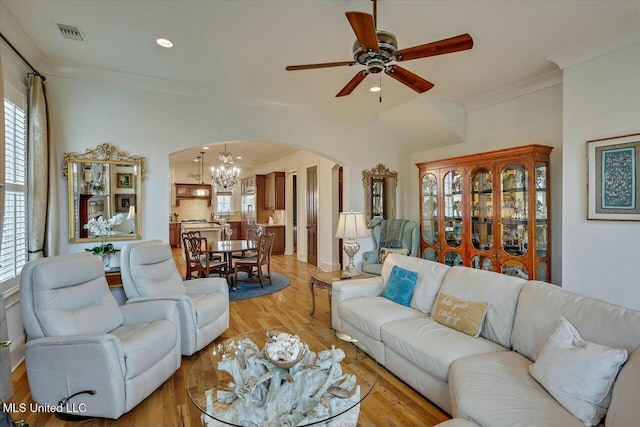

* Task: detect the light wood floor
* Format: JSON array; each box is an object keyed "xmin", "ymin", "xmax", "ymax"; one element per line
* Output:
[{"xmin": 9, "ymin": 251, "xmax": 449, "ymax": 426}]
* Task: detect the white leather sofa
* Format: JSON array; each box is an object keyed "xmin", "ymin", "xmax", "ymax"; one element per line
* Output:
[{"xmin": 332, "ymin": 254, "xmax": 640, "ymax": 427}]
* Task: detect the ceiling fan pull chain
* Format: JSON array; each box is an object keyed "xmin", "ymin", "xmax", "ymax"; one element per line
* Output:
[{"xmin": 379, "ymin": 73, "xmax": 382, "ymax": 103}]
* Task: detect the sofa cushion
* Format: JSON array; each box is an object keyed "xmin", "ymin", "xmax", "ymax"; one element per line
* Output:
[
  {"xmin": 449, "ymin": 351, "xmax": 584, "ymax": 427},
  {"xmin": 437, "ymin": 266, "xmax": 525, "ymax": 348},
  {"xmin": 339, "ymin": 297, "xmax": 423, "ymax": 341},
  {"xmin": 111, "ymin": 319, "xmax": 177, "ymax": 379},
  {"xmin": 607, "ymin": 349, "xmax": 640, "ymax": 427},
  {"xmin": 381, "ymin": 254, "xmax": 450, "ymax": 315},
  {"xmin": 512, "ymin": 281, "xmax": 640, "ymax": 362},
  {"xmin": 431, "ymin": 292, "xmax": 489, "ymax": 338},
  {"xmin": 381, "ymin": 317, "xmax": 505, "ymax": 382},
  {"xmin": 529, "ymin": 317, "xmax": 627, "ymax": 427},
  {"xmin": 382, "ymin": 266, "xmax": 418, "ymax": 306}
]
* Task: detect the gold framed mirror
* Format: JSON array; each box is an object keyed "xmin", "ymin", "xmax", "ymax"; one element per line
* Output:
[
  {"xmin": 362, "ymin": 163, "xmax": 398, "ymax": 227},
  {"xmin": 63, "ymin": 143, "xmax": 146, "ymax": 243}
]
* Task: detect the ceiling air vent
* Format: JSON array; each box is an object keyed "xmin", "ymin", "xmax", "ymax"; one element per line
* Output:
[{"xmin": 56, "ymin": 23, "xmax": 85, "ymax": 41}]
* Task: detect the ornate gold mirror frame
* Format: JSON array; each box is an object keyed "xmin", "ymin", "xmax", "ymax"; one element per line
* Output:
[
  {"xmin": 362, "ymin": 163, "xmax": 398, "ymax": 227},
  {"xmin": 63, "ymin": 143, "xmax": 146, "ymax": 243}
]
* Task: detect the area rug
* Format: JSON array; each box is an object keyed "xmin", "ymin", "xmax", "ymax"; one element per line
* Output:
[{"xmin": 230, "ymin": 271, "xmax": 291, "ymax": 301}]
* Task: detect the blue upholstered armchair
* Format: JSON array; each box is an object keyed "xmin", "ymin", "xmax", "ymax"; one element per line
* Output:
[{"xmin": 362, "ymin": 219, "xmax": 419, "ymax": 275}]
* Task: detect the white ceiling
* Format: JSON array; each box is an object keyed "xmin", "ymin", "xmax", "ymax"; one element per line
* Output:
[
  {"xmin": 4, "ymin": 0, "xmax": 640, "ymax": 158},
  {"xmin": 169, "ymin": 141, "xmax": 299, "ymax": 172}
]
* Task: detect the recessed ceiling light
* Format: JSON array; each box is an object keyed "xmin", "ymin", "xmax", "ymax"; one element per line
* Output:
[
  {"xmin": 202, "ymin": 146, "xmax": 209, "ymax": 150},
  {"xmin": 369, "ymin": 86, "xmax": 381, "ymax": 92},
  {"xmin": 193, "ymin": 158, "xmax": 199, "ymax": 162},
  {"xmin": 156, "ymin": 38, "xmax": 173, "ymax": 48},
  {"xmin": 236, "ymin": 156, "xmax": 242, "ymax": 160}
]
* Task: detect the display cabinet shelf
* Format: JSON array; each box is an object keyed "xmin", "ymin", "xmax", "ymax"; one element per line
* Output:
[{"xmin": 417, "ymin": 144, "xmax": 552, "ymax": 281}]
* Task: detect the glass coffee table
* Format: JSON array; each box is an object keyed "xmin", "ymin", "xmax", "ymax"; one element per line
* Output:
[{"xmin": 187, "ymin": 326, "xmax": 377, "ymax": 427}]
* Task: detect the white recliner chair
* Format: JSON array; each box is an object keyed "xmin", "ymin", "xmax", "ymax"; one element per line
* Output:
[
  {"xmin": 20, "ymin": 253, "xmax": 181, "ymax": 419},
  {"xmin": 120, "ymin": 240, "xmax": 229, "ymax": 356}
]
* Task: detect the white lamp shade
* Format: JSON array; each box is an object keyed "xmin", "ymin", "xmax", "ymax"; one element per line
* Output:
[
  {"xmin": 335, "ymin": 211, "xmax": 369, "ymax": 239},
  {"xmin": 127, "ymin": 205, "xmax": 136, "ymax": 220}
]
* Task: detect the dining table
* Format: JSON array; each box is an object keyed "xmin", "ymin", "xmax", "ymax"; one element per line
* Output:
[{"xmin": 207, "ymin": 239, "xmax": 256, "ymax": 280}]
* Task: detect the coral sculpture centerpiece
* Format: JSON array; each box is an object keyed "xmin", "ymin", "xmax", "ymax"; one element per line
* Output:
[{"xmin": 203, "ymin": 331, "xmax": 361, "ymax": 427}]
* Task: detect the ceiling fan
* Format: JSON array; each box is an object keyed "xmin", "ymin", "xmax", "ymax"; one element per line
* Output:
[{"xmin": 285, "ymin": 0, "xmax": 473, "ymax": 97}]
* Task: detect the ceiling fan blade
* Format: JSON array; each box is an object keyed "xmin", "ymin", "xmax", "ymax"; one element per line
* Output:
[
  {"xmin": 385, "ymin": 65, "xmax": 434, "ymax": 93},
  {"xmin": 336, "ymin": 71, "xmax": 369, "ymax": 97},
  {"xmin": 394, "ymin": 33, "xmax": 473, "ymax": 62},
  {"xmin": 346, "ymin": 11, "xmax": 379, "ymax": 52},
  {"xmin": 286, "ymin": 61, "xmax": 356, "ymax": 71}
]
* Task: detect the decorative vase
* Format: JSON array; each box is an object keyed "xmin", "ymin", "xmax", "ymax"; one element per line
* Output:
[{"xmin": 102, "ymin": 253, "xmax": 111, "ymax": 270}]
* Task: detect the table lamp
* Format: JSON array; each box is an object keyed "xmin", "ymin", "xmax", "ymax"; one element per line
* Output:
[{"xmin": 335, "ymin": 211, "xmax": 369, "ymax": 277}]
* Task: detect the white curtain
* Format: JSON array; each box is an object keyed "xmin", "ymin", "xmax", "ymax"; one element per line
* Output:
[
  {"xmin": 0, "ymin": 47, "xmax": 14, "ymax": 401},
  {"xmin": 27, "ymin": 75, "xmax": 58, "ymax": 259}
]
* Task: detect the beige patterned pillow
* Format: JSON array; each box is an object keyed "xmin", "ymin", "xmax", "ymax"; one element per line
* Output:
[
  {"xmin": 378, "ymin": 247, "xmax": 408, "ymax": 264},
  {"xmin": 431, "ymin": 292, "xmax": 490, "ymax": 337}
]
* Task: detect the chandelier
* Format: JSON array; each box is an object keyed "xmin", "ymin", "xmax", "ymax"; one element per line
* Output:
[{"xmin": 211, "ymin": 144, "xmax": 240, "ymax": 190}]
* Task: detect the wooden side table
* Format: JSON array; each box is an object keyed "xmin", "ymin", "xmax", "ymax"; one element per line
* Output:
[
  {"xmin": 105, "ymin": 267, "xmax": 123, "ymax": 288},
  {"xmin": 309, "ymin": 271, "xmax": 373, "ymax": 324}
]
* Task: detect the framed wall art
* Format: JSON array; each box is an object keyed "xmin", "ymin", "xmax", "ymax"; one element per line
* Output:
[
  {"xmin": 117, "ymin": 173, "xmax": 133, "ymax": 188},
  {"xmin": 587, "ymin": 132, "xmax": 640, "ymax": 220},
  {"xmin": 115, "ymin": 194, "xmax": 136, "ymax": 213}
]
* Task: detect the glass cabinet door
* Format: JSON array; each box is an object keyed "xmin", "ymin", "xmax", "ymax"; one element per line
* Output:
[
  {"xmin": 472, "ymin": 254, "xmax": 494, "ymax": 271},
  {"xmin": 444, "ymin": 170, "xmax": 463, "ymax": 248},
  {"xmin": 535, "ymin": 162, "xmax": 549, "ymax": 281},
  {"xmin": 421, "ymin": 173, "xmax": 438, "ymax": 245},
  {"xmin": 501, "ymin": 165, "xmax": 528, "ymax": 257},
  {"xmin": 470, "ymin": 168, "xmax": 493, "ymax": 251}
]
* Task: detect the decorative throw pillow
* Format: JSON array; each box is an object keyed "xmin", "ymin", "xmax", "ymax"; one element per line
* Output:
[
  {"xmin": 431, "ymin": 292, "xmax": 489, "ymax": 337},
  {"xmin": 381, "ymin": 265, "xmax": 418, "ymax": 306},
  {"xmin": 529, "ymin": 317, "xmax": 628, "ymax": 427},
  {"xmin": 378, "ymin": 247, "xmax": 408, "ymax": 264}
]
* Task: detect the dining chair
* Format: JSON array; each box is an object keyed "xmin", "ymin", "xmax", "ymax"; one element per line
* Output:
[
  {"xmin": 121, "ymin": 240, "xmax": 229, "ymax": 356},
  {"xmin": 232, "ymin": 223, "xmax": 263, "ymax": 260},
  {"xmin": 183, "ymin": 235, "xmax": 229, "ymax": 282},
  {"xmin": 233, "ymin": 232, "xmax": 275, "ymax": 288},
  {"xmin": 182, "ymin": 230, "xmax": 221, "ymax": 262},
  {"xmin": 20, "ymin": 253, "xmax": 181, "ymax": 419}
]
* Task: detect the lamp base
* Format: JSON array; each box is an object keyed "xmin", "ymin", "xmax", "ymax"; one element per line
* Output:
[{"xmin": 343, "ymin": 239, "xmax": 360, "ymax": 277}]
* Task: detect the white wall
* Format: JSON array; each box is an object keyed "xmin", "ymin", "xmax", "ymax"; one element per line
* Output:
[
  {"xmin": 410, "ymin": 85, "xmax": 564, "ymax": 284},
  {"xmin": 250, "ymin": 150, "xmax": 372, "ymax": 271},
  {"xmin": 46, "ymin": 76, "xmax": 402, "ymax": 262},
  {"xmin": 562, "ymin": 43, "xmax": 640, "ymax": 310}
]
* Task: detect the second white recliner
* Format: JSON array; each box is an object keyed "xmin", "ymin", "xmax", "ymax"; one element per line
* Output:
[{"xmin": 120, "ymin": 240, "xmax": 229, "ymax": 356}]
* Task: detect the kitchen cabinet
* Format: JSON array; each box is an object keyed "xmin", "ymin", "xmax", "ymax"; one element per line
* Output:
[
  {"xmin": 267, "ymin": 225, "xmax": 285, "ymax": 255},
  {"xmin": 265, "ymin": 172, "xmax": 285, "ymax": 210},
  {"xmin": 417, "ymin": 144, "xmax": 552, "ymax": 281},
  {"xmin": 228, "ymin": 221, "xmax": 241, "ymax": 240},
  {"xmin": 169, "ymin": 223, "xmax": 181, "ymax": 247},
  {"xmin": 175, "ymin": 183, "xmax": 212, "ymax": 206}
]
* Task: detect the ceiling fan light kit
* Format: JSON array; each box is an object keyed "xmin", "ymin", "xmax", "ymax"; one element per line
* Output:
[{"xmin": 285, "ymin": 0, "xmax": 473, "ymax": 98}]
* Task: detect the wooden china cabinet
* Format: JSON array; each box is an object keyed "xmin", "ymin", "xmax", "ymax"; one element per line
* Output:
[{"xmin": 417, "ymin": 145, "xmax": 552, "ymax": 281}]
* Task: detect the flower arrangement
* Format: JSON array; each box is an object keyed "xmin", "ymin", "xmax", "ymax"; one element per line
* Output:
[{"xmin": 83, "ymin": 214, "xmax": 124, "ymax": 256}]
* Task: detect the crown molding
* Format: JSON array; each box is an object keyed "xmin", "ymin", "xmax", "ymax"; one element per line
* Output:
[
  {"xmin": 547, "ymin": 31, "xmax": 640, "ymax": 70},
  {"xmin": 463, "ymin": 70, "xmax": 563, "ymax": 112}
]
